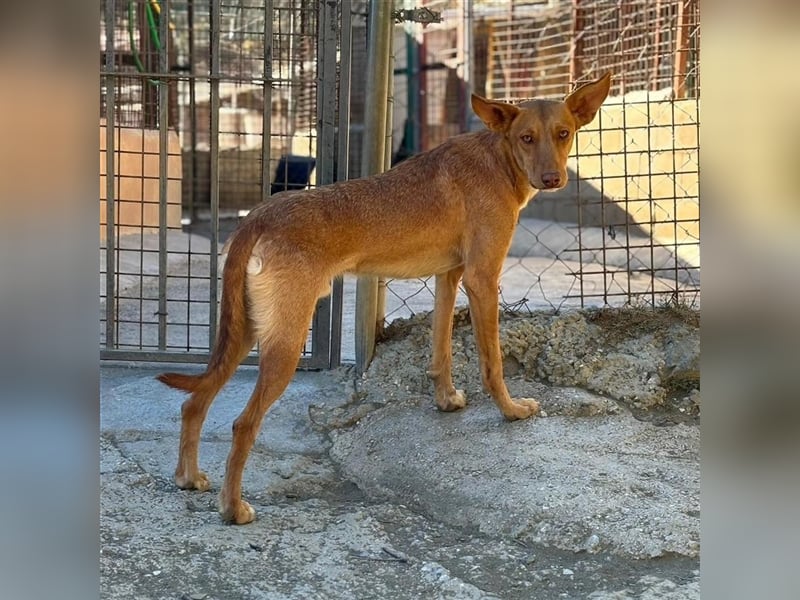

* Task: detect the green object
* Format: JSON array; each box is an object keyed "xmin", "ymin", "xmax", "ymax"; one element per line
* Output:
[
  {"xmin": 145, "ymin": 1, "xmax": 162, "ymax": 52},
  {"xmin": 127, "ymin": 0, "xmax": 161, "ymax": 86}
]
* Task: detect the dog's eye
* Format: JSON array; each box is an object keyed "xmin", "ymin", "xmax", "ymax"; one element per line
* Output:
[
  {"xmin": 521, "ymin": 134, "xmax": 533, "ymax": 144},
  {"xmin": 559, "ymin": 129, "xmax": 570, "ymax": 140}
]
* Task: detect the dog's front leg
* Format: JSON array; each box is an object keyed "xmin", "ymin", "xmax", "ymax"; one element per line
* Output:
[
  {"xmin": 463, "ymin": 267, "xmax": 540, "ymax": 421},
  {"xmin": 428, "ymin": 266, "xmax": 467, "ymax": 411}
]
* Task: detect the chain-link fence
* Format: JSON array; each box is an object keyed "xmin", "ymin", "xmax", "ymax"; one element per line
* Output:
[{"xmin": 383, "ymin": 0, "xmax": 700, "ymax": 324}]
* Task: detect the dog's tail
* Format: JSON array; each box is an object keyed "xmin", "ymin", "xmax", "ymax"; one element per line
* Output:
[{"xmin": 157, "ymin": 223, "xmax": 258, "ymax": 394}]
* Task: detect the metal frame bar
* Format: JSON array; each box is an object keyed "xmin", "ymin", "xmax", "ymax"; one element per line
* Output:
[
  {"xmin": 157, "ymin": 0, "xmax": 170, "ymax": 349},
  {"xmin": 355, "ymin": 0, "xmax": 393, "ymax": 374},
  {"xmin": 404, "ymin": 0, "xmax": 420, "ymax": 156},
  {"xmin": 330, "ymin": 0, "xmax": 352, "ymax": 368},
  {"xmin": 208, "ymin": 0, "xmax": 221, "ymax": 344},
  {"xmin": 187, "ymin": 0, "xmax": 197, "ymax": 220},
  {"xmin": 307, "ymin": 0, "xmax": 339, "ymax": 369},
  {"xmin": 374, "ymin": 23, "xmax": 395, "ymax": 340},
  {"xmin": 261, "ymin": 0, "xmax": 274, "ymax": 201},
  {"xmin": 104, "ymin": 0, "xmax": 117, "ymax": 349},
  {"xmin": 101, "ymin": 348, "xmax": 261, "ymax": 365},
  {"xmin": 673, "ymin": 0, "xmax": 690, "ymax": 99}
]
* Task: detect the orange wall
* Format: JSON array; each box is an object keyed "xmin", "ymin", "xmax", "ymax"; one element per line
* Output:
[{"xmin": 100, "ymin": 119, "xmax": 182, "ymax": 240}]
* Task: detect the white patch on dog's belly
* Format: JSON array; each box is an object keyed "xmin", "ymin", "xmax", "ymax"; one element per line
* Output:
[{"xmin": 350, "ymin": 253, "xmax": 462, "ymax": 279}]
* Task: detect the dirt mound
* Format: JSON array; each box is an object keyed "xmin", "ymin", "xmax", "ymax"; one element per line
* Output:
[{"xmin": 367, "ymin": 307, "xmax": 699, "ymax": 423}]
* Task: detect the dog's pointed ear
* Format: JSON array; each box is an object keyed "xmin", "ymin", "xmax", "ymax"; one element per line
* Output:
[
  {"xmin": 471, "ymin": 94, "xmax": 520, "ymax": 133},
  {"xmin": 565, "ymin": 72, "xmax": 612, "ymax": 128}
]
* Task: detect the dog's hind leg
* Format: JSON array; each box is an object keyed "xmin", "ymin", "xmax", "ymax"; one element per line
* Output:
[
  {"xmin": 428, "ymin": 266, "xmax": 467, "ymax": 412},
  {"xmin": 217, "ymin": 276, "xmax": 319, "ymax": 524},
  {"xmin": 217, "ymin": 339, "xmax": 302, "ymax": 524},
  {"xmin": 175, "ymin": 327, "xmax": 256, "ymax": 491}
]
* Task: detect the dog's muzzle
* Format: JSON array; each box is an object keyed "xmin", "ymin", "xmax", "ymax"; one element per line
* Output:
[{"xmin": 540, "ymin": 171, "xmax": 562, "ymax": 189}]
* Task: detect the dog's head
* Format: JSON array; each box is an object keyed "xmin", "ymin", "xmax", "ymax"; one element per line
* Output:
[{"xmin": 471, "ymin": 73, "xmax": 611, "ymax": 192}]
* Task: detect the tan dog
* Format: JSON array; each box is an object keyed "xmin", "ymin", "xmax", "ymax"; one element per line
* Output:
[{"xmin": 159, "ymin": 73, "xmax": 612, "ymax": 524}]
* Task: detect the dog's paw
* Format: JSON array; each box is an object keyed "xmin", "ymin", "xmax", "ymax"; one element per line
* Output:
[
  {"xmin": 175, "ymin": 470, "xmax": 211, "ymax": 492},
  {"xmin": 437, "ymin": 389, "xmax": 467, "ymax": 412},
  {"xmin": 219, "ymin": 499, "xmax": 257, "ymax": 525},
  {"xmin": 502, "ymin": 398, "xmax": 540, "ymax": 421}
]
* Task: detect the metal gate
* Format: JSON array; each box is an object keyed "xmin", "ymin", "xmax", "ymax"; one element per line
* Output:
[{"xmin": 100, "ymin": 0, "xmax": 351, "ymax": 368}]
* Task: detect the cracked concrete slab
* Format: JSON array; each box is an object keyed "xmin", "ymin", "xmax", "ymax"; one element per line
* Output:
[
  {"xmin": 101, "ymin": 307, "xmax": 699, "ymax": 598},
  {"xmin": 330, "ymin": 400, "xmax": 699, "ymax": 559}
]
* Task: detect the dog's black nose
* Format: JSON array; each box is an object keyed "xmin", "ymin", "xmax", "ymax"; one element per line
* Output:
[{"xmin": 541, "ymin": 172, "xmax": 561, "ymax": 188}]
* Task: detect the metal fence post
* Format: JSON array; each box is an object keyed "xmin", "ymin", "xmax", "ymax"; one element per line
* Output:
[
  {"xmin": 375, "ymin": 19, "xmax": 395, "ymax": 342},
  {"xmin": 157, "ymin": 0, "xmax": 170, "ymax": 350},
  {"xmin": 312, "ymin": 0, "xmax": 338, "ymax": 367},
  {"xmin": 330, "ymin": 0, "xmax": 353, "ymax": 368},
  {"xmin": 208, "ymin": 0, "xmax": 221, "ymax": 345},
  {"xmin": 355, "ymin": 0, "xmax": 393, "ymax": 374},
  {"xmin": 104, "ymin": 0, "xmax": 117, "ymax": 350},
  {"xmin": 459, "ymin": 0, "xmax": 474, "ymax": 131}
]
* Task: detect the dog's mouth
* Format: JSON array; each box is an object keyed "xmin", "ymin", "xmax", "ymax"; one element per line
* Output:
[{"xmin": 531, "ymin": 181, "xmax": 567, "ymax": 192}]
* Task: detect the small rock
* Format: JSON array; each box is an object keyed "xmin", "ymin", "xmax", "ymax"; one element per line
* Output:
[
  {"xmin": 562, "ymin": 568, "xmax": 574, "ymax": 576},
  {"xmin": 585, "ymin": 534, "xmax": 601, "ymax": 552}
]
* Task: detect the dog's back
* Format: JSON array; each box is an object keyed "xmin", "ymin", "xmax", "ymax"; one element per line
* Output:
[{"xmin": 237, "ymin": 128, "xmax": 532, "ymax": 279}]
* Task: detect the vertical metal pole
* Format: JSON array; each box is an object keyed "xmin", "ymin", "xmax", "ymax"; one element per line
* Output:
[
  {"xmin": 673, "ymin": 0, "xmax": 690, "ymax": 99},
  {"xmin": 139, "ymin": 0, "xmax": 157, "ymax": 128},
  {"xmin": 104, "ymin": 0, "xmax": 117, "ymax": 350},
  {"xmin": 375, "ymin": 28, "xmax": 394, "ymax": 340},
  {"xmin": 384, "ymin": 30, "xmax": 395, "ymax": 172},
  {"xmin": 418, "ymin": 32, "xmax": 428, "ymax": 151},
  {"xmin": 330, "ymin": 0, "xmax": 353, "ymax": 368},
  {"xmin": 261, "ymin": 1, "xmax": 273, "ymax": 200},
  {"xmin": 336, "ymin": 0, "xmax": 352, "ymax": 185},
  {"xmin": 569, "ymin": 0, "xmax": 583, "ymax": 84},
  {"xmin": 317, "ymin": 0, "xmax": 337, "ymax": 188},
  {"xmin": 188, "ymin": 0, "xmax": 197, "ymax": 220},
  {"xmin": 208, "ymin": 0, "xmax": 221, "ymax": 344},
  {"xmin": 157, "ymin": 0, "xmax": 170, "ymax": 350},
  {"xmin": 287, "ymin": 11, "xmax": 295, "ymax": 136},
  {"xmin": 404, "ymin": 0, "xmax": 418, "ymax": 154},
  {"xmin": 572, "ymin": 0, "xmax": 586, "ymax": 308},
  {"xmin": 355, "ymin": 0, "xmax": 392, "ymax": 373},
  {"xmin": 361, "ymin": 1, "xmax": 391, "ymax": 172},
  {"xmin": 462, "ymin": 0, "xmax": 474, "ymax": 131},
  {"xmin": 650, "ymin": 0, "xmax": 663, "ymax": 89},
  {"xmin": 312, "ymin": 0, "xmax": 338, "ymax": 367}
]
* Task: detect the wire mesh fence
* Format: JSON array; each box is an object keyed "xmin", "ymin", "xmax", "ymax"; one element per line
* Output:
[
  {"xmin": 99, "ymin": 0, "xmax": 700, "ymax": 367},
  {"xmin": 382, "ymin": 0, "xmax": 700, "ymax": 325},
  {"xmin": 100, "ymin": 0, "xmax": 344, "ymax": 366}
]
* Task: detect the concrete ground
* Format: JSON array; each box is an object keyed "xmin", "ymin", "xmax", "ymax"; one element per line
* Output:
[{"xmin": 101, "ymin": 360, "xmax": 698, "ymax": 599}]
